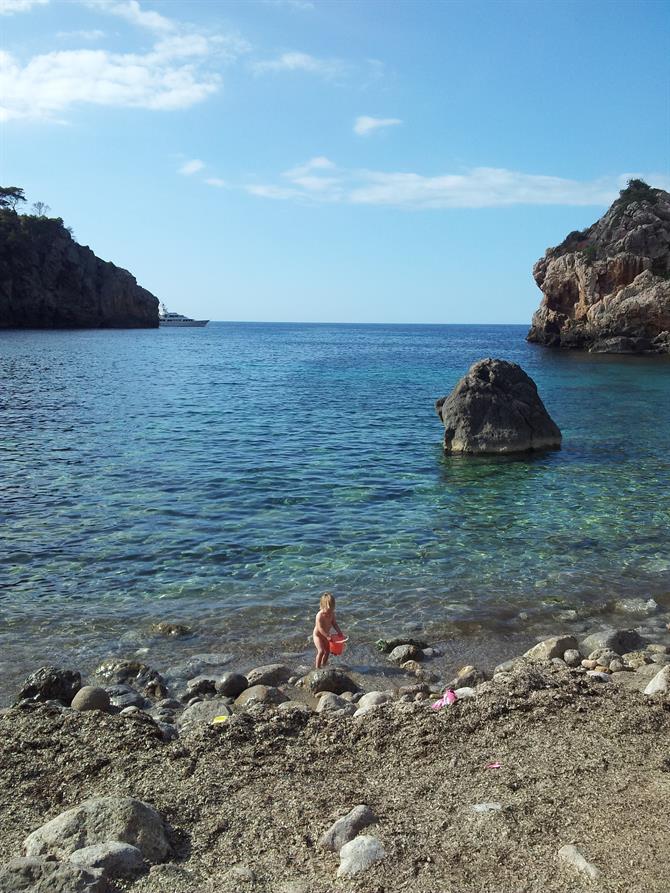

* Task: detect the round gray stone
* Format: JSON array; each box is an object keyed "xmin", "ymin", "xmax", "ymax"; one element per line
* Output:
[{"xmin": 71, "ymin": 686, "xmax": 111, "ymax": 713}]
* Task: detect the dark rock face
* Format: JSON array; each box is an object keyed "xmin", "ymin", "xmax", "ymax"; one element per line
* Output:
[
  {"xmin": 527, "ymin": 182, "xmax": 670, "ymax": 353},
  {"xmin": 15, "ymin": 666, "xmax": 81, "ymax": 706},
  {"xmin": 0, "ymin": 211, "xmax": 158, "ymax": 328},
  {"xmin": 435, "ymin": 358, "xmax": 561, "ymax": 454}
]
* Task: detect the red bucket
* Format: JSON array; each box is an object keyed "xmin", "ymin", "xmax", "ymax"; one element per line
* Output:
[{"xmin": 329, "ymin": 634, "xmax": 348, "ymax": 656}]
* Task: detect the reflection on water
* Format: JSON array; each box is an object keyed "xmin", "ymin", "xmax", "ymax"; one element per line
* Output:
[{"xmin": 1, "ymin": 323, "xmax": 669, "ymax": 701}]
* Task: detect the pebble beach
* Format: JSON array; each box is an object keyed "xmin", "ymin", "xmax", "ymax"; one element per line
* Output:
[{"xmin": 2, "ymin": 600, "xmax": 670, "ymax": 893}]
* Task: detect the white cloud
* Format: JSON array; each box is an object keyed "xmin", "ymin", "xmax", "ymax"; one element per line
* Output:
[
  {"xmin": 252, "ymin": 51, "xmax": 346, "ymax": 79},
  {"xmin": 205, "ymin": 177, "xmax": 227, "ymax": 188},
  {"xmin": 247, "ymin": 184, "xmax": 301, "ymax": 200},
  {"xmin": 82, "ymin": 0, "xmax": 174, "ymax": 34},
  {"xmin": 179, "ymin": 159, "xmax": 205, "ymax": 176},
  {"xmin": 261, "ymin": 0, "xmax": 315, "ymax": 9},
  {"xmin": 246, "ymin": 163, "xmax": 670, "ymax": 210},
  {"xmin": 0, "ymin": 0, "xmax": 48, "ymax": 12},
  {"xmin": 0, "ymin": 46, "xmax": 221, "ymax": 121},
  {"xmin": 0, "ymin": 0, "xmax": 251, "ymax": 122},
  {"xmin": 57, "ymin": 29, "xmax": 106, "ymax": 40},
  {"xmin": 354, "ymin": 115, "xmax": 402, "ymax": 136}
]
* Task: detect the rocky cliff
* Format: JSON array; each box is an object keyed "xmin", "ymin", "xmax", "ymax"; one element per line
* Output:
[
  {"xmin": 527, "ymin": 181, "xmax": 670, "ymax": 353},
  {"xmin": 0, "ymin": 211, "xmax": 159, "ymax": 328}
]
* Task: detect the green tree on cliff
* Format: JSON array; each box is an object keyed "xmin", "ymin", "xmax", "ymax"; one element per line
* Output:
[{"xmin": 0, "ymin": 187, "xmax": 26, "ymax": 211}]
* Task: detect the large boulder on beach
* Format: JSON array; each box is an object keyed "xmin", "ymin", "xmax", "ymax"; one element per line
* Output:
[
  {"xmin": 245, "ymin": 663, "xmax": 292, "ymax": 687},
  {"xmin": 527, "ymin": 181, "xmax": 670, "ymax": 354},
  {"xmin": 303, "ymin": 668, "xmax": 360, "ymax": 696},
  {"xmin": 435, "ymin": 359, "xmax": 561, "ymax": 454},
  {"xmin": 23, "ymin": 797, "xmax": 170, "ymax": 864},
  {"xmin": 15, "ymin": 667, "xmax": 81, "ymax": 706},
  {"xmin": 0, "ymin": 857, "xmax": 109, "ymax": 892}
]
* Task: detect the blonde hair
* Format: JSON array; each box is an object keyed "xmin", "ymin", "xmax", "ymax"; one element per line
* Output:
[{"xmin": 320, "ymin": 591, "xmax": 335, "ymax": 612}]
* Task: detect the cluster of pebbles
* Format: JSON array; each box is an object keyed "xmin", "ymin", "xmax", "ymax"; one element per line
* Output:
[{"xmin": 5, "ymin": 609, "xmax": 670, "ymax": 746}]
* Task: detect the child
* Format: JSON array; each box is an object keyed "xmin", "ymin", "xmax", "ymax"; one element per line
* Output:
[{"xmin": 313, "ymin": 591, "xmax": 343, "ymax": 668}]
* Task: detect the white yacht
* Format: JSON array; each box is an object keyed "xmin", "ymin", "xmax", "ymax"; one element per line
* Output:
[{"xmin": 159, "ymin": 304, "xmax": 209, "ymax": 327}]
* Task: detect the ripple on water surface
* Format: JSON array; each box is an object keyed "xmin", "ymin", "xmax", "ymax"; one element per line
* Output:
[{"xmin": 1, "ymin": 324, "xmax": 669, "ymax": 700}]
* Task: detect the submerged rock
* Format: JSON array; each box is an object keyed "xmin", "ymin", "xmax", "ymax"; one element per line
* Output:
[
  {"xmin": 387, "ymin": 644, "xmax": 422, "ymax": 664},
  {"xmin": 580, "ymin": 628, "xmax": 647, "ymax": 656},
  {"xmin": 528, "ymin": 181, "xmax": 670, "ymax": 354},
  {"xmin": 93, "ymin": 660, "xmax": 166, "ymax": 699},
  {"xmin": 375, "ymin": 637, "xmax": 428, "ymax": 654},
  {"xmin": 435, "ymin": 358, "xmax": 561, "ymax": 454}
]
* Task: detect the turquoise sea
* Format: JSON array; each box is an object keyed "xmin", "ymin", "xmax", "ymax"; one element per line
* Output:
[{"xmin": 1, "ymin": 323, "xmax": 669, "ymax": 701}]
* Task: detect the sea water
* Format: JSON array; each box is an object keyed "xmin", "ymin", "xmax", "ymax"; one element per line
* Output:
[{"xmin": 1, "ymin": 323, "xmax": 669, "ymax": 701}]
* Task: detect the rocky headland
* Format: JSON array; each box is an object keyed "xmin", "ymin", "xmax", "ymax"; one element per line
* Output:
[
  {"xmin": 2, "ymin": 605, "xmax": 670, "ymax": 893},
  {"xmin": 435, "ymin": 358, "xmax": 561, "ymax": 453},
  {"xmin": 0, "ymin": 208, "xmax": 158, "ymax": 328},
  {"xmin": 527, "ymin": 180, "xmax": 670, "ymax": 353}
]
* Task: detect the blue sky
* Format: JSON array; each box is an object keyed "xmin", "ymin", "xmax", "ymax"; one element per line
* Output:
[{"xmin": 1, "ymin": 0, "xmax": 669, "ymax": 323}]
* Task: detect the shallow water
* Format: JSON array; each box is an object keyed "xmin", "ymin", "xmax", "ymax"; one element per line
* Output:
[{"xmin": 1, "ymin": 323, "xmax": 669, "ymax": 702}]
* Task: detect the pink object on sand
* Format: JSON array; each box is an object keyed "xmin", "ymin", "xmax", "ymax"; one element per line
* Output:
[
  {"xmin": 430, "ymin": 688, "xmax": 458, "ymax": 711},
  {"xmin": 486, "ymin": 761, "xmax": 502, "ymax": 769}
]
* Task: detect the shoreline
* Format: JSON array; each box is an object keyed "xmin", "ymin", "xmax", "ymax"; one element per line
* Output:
[
  {"xmin": 2, "ymin": 608, "xmax": 670, "ymax": 891},
  {"xmin": 2, "ymin": 590, "xmax": 669, "ymax": 710}
]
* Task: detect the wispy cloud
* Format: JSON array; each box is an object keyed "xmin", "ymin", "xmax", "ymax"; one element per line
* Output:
[
  {"xmin": 246, "ymin": 163, "xmax": 670, "ymax": 209},
  {"xmin": 205, "ymin": 177, "xmax": 227, "ymax": 188},
  {"xmin": 82, "ymin": 0, "xmax": 174, "ymax": 34},
  {"xmin": 0, "ymin": 0, "xmax": 248, "ymax": 122},
  {"xmin": 57, "ymin": 29, "xmax": 106, "ymax": 41},
  {"xmin": 261, "ymin": 0, "xmax": 315, "ymax": 9},
  {"xmin": 252, "ymin": 51, "xmax": 347, "ymax": 79},
  {"xmin": 179, "ymin": 159, "xmax": 205, "ymax": 176},
  {"xmin": 0, "ymin": 0, "xmax": 48, "ymax": 13},
  {"xmin": 354, "ymin": 115, "xmax": 402, "ymax": 136}
]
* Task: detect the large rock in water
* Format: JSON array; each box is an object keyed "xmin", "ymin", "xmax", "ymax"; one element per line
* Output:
[
  {"xmin": 527, "ymin": 181, "xmax": 670, "ymax": 353},
  {"xmin": 0, "ymin": 210, "xmax": 158, "ymax": 328},
  {"xmin": 435, "ymin": 358, "xmax": 561, "ymax": 454}
]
